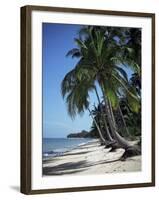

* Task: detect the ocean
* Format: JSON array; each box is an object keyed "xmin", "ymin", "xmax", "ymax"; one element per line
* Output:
[{"xmin": 43, "ymin": 138, "xmax": 93, "ymax": 158}]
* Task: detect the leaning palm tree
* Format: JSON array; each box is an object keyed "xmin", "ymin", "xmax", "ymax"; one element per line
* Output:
[
  {"xmin": 62, "ymin": 26, "xmax": 141, "ymax": 158},
  {"xmin": 61, "ymin": 68, "xmax": 106, "ymax": 144},
  {"xmin": 91, "ymin": 104, "xmax": 116, "ymax": 144}
]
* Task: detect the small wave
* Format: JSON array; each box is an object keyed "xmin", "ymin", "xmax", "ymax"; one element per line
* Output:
[
  {"xmin": 77, "ymin": 139, "xmax": 94, "ymax": 147},
  {"xmin": 43, "ymin": 138, "xmax": 95, "ymax": 158},
  {"xmin": 77, "ymin": 142, "xmax": 87, "ymax": 147},
  {"xmin": 43, "ymin": 152, "xmax": 64, "ymax": 158},
  {"xmin": 43, "ymin": 148, "xmax": 68, "ymax": 158}
]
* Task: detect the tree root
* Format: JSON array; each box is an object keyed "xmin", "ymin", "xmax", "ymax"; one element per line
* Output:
[
  {"xmin": 105, "ymin": 141, "xmax": 122, "ymax": 152},
  {"xmin": 100, "ymin": 141, "xmax": 106, "ymax": 146},
  {"xmin": 120, "ymin": 145, "xmax": 141, "ymax": 161}
]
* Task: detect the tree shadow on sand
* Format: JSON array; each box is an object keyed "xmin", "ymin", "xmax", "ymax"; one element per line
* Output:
[{"xmin": 43, "ymin": 159, "xmax": 119, "ymax": 175}]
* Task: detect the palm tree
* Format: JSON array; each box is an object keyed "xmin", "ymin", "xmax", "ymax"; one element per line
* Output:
[
  {"xmin": 61, "ymin": 68, "xmax": 106, "ymax": 144},
  {"xmin": 91, "ymin": 104, "xmax": 114, "ymax": 143},
  {"xmin": 62, "ymin": 26, "xmax": 141, "ymax": 157},
  {"xmin": 94, "ymin": 87, "xmax": 114, "ymax": 142}
]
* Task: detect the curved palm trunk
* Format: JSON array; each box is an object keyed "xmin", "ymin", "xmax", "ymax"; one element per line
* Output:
[
  {"xmin": 108, "ymin": 99, "xmax": 117, "ymax": 128},
  {"xmin": 88, "ymin": 107, "xmax": 106, "ymax": 144},
  {"xmin": 108, "ymin": 100, "xmax": 132, "ymax": 148},
  {"xmin": 104, "ymin": 97, "xmax": 141, "ymax": 159},
  {"xmin": 100, "ymin": 84, "xmax": 131, "ymax": 149},
  {"xmin": 108, "ymin": 98, "xmax": 130, "ymax": 138},
  {"xmin": 118, "ymin": 105, "xmax": 131, "ymax": 138},
  {"xmin": 94, "ymin": 87, "xmax": 113, "ymax": 142}
]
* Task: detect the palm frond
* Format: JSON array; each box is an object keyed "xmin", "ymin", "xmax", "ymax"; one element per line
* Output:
[
  {"xmin": 74, "ymin": 38, "xmax": 87, "ymax": 49},
  {"xmin": 114, "ymin": 66, "xmax": 128, "ymax": 82},
  {"xmin": 66, "ymin": 48, "xmax": 81, "ymax": 58},
  {"xmin": 112, "ymin": 72, "xmax": 139, "ymax": 101},
  {"xmin": 61, "ymin": 69, "xmax": 76, "ymax": 98}
]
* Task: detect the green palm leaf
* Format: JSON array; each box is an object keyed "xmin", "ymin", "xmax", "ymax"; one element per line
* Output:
[
  {"xmin": 114, "ymin": 66, "xmax": 128, "ymax": 82},
  {"xmin": 74, "ymin": 38, "xmax": 87, "ymax": 49}
]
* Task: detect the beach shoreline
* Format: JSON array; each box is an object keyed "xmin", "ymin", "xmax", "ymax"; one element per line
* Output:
[{"xmin": 43, "ymin": 139, "xmax": 141, "ymax": 176}]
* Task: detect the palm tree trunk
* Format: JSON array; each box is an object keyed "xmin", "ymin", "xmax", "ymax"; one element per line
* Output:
[
  {"xmin": 100, "ymin": 84, "xmax": 131, "ymax": 149},
  {"xmin": 88, "ymin": 107, "xmax": 106, "ymax": 144},
  {"xmin": 108, "ymin": 98, "xmax": 117, "ymax": 129},
  {"xmin": 94, "ymin": 87, "xmax": 113, "ymax": 141},
  {"xmin": 100, "ymin": 85, "xmax": 116, "ymax": 134},
  {"xmin": 118, "ymin": 105, "xmax": 130, "ymax": 137},
  {"xmin": 106, "ymin": 98, "xmax": 141, "ymax": 158}
]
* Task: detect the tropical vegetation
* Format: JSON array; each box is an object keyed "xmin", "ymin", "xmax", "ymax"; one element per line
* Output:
[{"xmin": 61, "ymin": 26, "xmax": 141, "ymax": 160}]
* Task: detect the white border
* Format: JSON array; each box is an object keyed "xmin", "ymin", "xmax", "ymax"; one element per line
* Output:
[{"xmin": 31, "ymin": 10, "xmax": 152, "ymax": 190}]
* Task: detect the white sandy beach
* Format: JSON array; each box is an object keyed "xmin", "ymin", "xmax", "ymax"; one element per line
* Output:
[{"xmin": 43, "ymin": 140, "xmax": 141, "ymax": 175}]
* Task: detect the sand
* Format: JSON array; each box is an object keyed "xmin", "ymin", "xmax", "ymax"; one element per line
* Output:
[{"xmin": 43, "ymin": 139, "xmax": 141, "ymax": 176}]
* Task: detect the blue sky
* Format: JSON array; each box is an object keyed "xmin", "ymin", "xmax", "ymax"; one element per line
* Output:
[
  {"xmin": 42, "ymin": 23, "xmax": 133, "ymax": 138},
  {"xmin": 42, "ymin": 23, "xmax": 99, "ymax": 138}
]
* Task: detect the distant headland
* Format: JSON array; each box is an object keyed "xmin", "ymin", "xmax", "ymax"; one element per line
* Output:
[{"xmin": 67, "ymin": 130, "xmax": 97, "ymax": 138}]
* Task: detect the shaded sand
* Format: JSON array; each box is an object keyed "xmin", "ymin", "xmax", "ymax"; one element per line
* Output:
[{"xmin": 43, "ymin": 140, "xmax": 141, "ymax": 175}]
